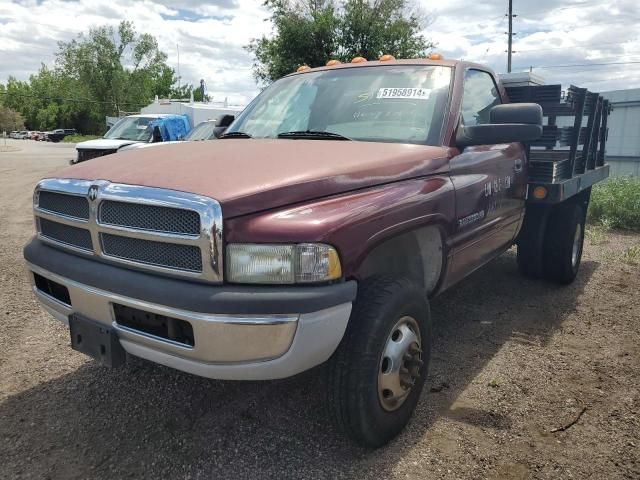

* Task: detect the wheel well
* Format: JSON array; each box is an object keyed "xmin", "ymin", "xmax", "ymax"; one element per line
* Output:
[
  {"xmin": 355, "ymin": 225, "xmax": 444, "ymax": 296},
  {"xmin": 574, "ymin": 187, "xmax": 592, "ymax": 215}
]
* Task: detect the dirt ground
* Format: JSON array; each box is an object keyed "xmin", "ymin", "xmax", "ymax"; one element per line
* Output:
[{"xmin": 1, "ymin": 139, "xmax": 639, "ymax": 479}]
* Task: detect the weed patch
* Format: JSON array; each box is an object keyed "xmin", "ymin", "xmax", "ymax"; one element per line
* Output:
[{"xmin": 587, "ymin": 177, "xmax": 640, "ymax": 231}]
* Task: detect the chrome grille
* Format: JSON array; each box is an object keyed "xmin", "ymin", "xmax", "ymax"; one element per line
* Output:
[
  {"xmin": 101, "ymin": 234, "xmax": 202, "ymax": 272},
  {"xmin": 33, "ymin": 179, "xmax": 223, "ymax": 282},
  {"xmin": 37, "ymin": 191, "xmax": 89, "ymax": 219},
  {"xmin": 77, "ymin": 149, "xmax": 117, "ymax": 163},
  {"xmin": 39, "ymin": 218, "xmax": 93, "ymax": 251},
  {"xmin": 99, "ymin": 200, "xmax": 200, "ymax": 235}
]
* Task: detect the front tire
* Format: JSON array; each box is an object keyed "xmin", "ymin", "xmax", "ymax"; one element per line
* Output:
[{"xmin": 327, "ymin": 277, "xmax": 431, "ymax": 448}]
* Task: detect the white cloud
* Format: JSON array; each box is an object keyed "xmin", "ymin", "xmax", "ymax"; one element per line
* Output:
[
  {"xmin": 1, "ymin": 0, "xmax": 639, "ymax": 105},
  {"xmin": 423, "ymin": 0, "xmax": 640, "ymax": 91},
  {"xmin": 0, "ymin": 0, "xmax": 271, "ymax": 104}
]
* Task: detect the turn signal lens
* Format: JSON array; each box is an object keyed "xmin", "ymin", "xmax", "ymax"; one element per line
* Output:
[
  {"xmin": 533, "ymin": 186, "xmax": 548, "ymax": 199},
  {"xmin": 351, "ymin": 56, "xmax": 367, "ymax": 63},
  {"xmin": 296, "ymin": 244, "xmax": 342, "ymax": 283},
  {"xmin": 428, "ymin": 53, "xmax": 443, "ymax": 60},
  {"xmin": 326, "ymin": 59, "xmax": 341, "ymax": 66},
  {"xmin": 296, "ymin": 65, "xmax": 311, "ymax": 72},
  {"xmin": 226, "ymin": 243, "xmax": 342, "ymax": 284},
  {"xmin": 379, "ymin": 54, "xmax": 395, "ymax": 61}
]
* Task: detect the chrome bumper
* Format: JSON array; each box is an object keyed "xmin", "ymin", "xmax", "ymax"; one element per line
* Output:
[{"xmin": 27, "ymin": 262, "xmax": 352, "ymax": 380}]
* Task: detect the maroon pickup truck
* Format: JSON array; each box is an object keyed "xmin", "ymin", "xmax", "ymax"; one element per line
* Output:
[{"xmin": 23, "ymin": 57, "xmax": 610, "ymax": 447}]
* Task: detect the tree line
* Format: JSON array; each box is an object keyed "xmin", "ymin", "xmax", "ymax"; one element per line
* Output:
[
  {"xmin": 1, "ymin": 1, "xmax": 431, "ymax": 134},
  {"xmin": 0, "ymin": 21, "xmax": 205, "ymax": 134},
  {"xmin": 247, "ymin": 0, "xmax": 433, "ymax": 84}
]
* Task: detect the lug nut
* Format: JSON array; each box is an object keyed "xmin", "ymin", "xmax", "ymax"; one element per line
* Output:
[{"xmin": 401, "ymin": 378, "xmax": 415, "ymax": 389}]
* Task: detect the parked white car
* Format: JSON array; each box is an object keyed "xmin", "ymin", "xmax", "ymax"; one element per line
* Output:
[
  {"xmin": 118, "ymin": 118, "xmax": 228, "ymax": 153},
  {"xmin": 72, "ymin": 114, "xmax": 178, "ymax": 163}
]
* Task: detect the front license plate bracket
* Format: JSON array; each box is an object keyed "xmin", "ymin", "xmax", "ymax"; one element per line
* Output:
[{"xmin": 69, "ymin": 314, "xmax": 126, "ymax": 367}]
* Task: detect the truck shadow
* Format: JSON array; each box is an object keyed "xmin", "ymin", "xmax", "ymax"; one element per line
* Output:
[{"xmin": 0, "ymin": 251, "xmax": 597, "ymax": 479}]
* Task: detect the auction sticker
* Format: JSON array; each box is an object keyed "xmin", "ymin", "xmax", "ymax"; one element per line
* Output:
[{"xmin": 376, "ymin": 87, "xmax": 431, "ymax": 100}]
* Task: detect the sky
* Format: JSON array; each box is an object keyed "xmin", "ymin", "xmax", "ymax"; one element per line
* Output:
[{"xmin": 0, "ymin": 0, "xmax": 639, "ymax": 106}]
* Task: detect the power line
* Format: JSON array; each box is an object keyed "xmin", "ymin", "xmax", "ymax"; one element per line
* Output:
[
  {"xmin": 527, "ymin": 66, "xmax": 640, "ymax": 76},
  {"xmin": 520, "ymin": 17, "xmax": 639, "ymax": 28},
  {"xmin": 527, "ymin": 61, "xmax": 640, "ymax": 70},
  {"xmin": 516, "ymin": 1, "xmax": 610, "ymax": 18},
  {"xmin": 484, "ymin": 12, "xmax": 508, "ymax": 59},
  {"xmin": 514, "ymin": 40, "xmax": 639, "ymax": 53},
  {"xmin": 0, "ymin": 91, "xmax": 149, "ymax": 107},
  {"xmin": 580, "ymin": 74, "xmax": 640, "ymax": 85}
]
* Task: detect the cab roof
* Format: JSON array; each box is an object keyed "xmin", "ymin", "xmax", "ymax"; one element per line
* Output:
[{"xmin": 287, "ymin": 58, "xmax": 492, "ymax": 76}]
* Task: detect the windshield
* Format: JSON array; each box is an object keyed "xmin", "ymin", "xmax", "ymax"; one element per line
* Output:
[
  {"xmin": 227, "ymin": 65, "xmax": 452, "ymax": 145},
  {"xmin": 104, "ymin": 116, "xmax": 158, "ymax": 141},
  {"xmin": 185, "ymin": 121, "xmax": 216, "ymax": 141}
]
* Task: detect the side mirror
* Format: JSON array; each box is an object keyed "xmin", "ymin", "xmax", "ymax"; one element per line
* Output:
[
  {"xmin": 456, "ymin": 103, "xmax": 543, "ymax": 148},
  {"xmin": 217, "ymin": 114, "xmax": 235, "ymax": 128},
  {"xmin": 212, "ymin": 114, "xmax": 235, "ymax": 138},
  {"xmin": 212, "ymin": 126, "xmax": 227, "ymax": 139},
  {"xmin": 152, "ymin": 125, "xmax": 163, "ymax": 143}
]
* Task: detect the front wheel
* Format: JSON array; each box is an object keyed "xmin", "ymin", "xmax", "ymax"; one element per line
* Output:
[{"xmin": 327, "ymin": 277, "xmax": 431, "ymax": 448}]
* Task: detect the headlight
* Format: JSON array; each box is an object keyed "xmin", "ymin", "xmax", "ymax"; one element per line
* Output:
[{"xmin": 226, "ymin": 243, "xmax": 342, "ymax": 284}]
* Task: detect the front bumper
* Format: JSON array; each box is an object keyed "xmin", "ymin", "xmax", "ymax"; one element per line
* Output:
[{"xmin": 24, "ymin": 240, "xmax": 356, "ymax": 380}]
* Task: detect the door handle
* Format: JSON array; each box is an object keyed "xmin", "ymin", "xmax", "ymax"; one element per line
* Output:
[{"xmin": 514, "ymin": 158, "xmax": 523, "ymax": 173}]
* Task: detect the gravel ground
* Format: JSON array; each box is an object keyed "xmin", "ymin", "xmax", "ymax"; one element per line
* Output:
[{"xmin": 1, "ymin": 140, "xmax": 639, "ymax": 479}]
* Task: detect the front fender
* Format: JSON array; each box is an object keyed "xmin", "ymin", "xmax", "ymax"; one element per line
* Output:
[{"xmin": 225, "ymin": 176, "xmax": 456, "ymax": 279}]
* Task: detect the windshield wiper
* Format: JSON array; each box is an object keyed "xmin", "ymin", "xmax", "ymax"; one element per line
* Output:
[
  {"xmin": 277, "ymin": 130, "xmax": 352, "ymax": 141},
  {"xmin": 219, "ymin": 131, "xmax": 252, "ymax": 139}
]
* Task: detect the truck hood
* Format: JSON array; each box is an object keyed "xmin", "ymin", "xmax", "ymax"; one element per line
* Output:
[
  {"xmin": 76, "ymin": 138, "xmax": 141, "ymax": 150},
  {"xmin": 56, "ymin": 139, "xmax": 452, "ymax": 218}
]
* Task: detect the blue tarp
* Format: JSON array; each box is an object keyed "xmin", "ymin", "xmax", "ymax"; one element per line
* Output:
[{"xmin": 149, "ymin": 115, "xmax": 191, "ymax": 141}]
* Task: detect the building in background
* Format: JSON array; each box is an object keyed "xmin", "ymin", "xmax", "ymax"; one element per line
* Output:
[
  {"xmin": 140, "ymin": 94, "xmax": 246, "ymax": 127},
  {"xmin": 105, "ymin": 94, "xmax": 248, "ymax": 131},
  {"xmin": 601, "ymin": 88, "xmax": 640, "ymax": 177}
]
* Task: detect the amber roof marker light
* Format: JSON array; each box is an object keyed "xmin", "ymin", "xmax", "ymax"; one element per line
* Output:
[
  {"xmin": 296, "ymin": 65, "xmax": 311, "ymax": 72},
  {"xmin": 351, "ymin": 56, "xmax": 367, "ymax": 63},
  {"xmin": 428, "ymin": 53, "xmax": 444, "ymax": 60},
  {"xmin": 326, "ymin": 59, "xmax": 342, "ymax": 66},
  {"xmin": 379, "ymin": 54, "xmax": 396, "ymax": 61}
]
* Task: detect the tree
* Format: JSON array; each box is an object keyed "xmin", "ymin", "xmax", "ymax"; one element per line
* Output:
[
  {"xmin": 56, "ymin": 21, "xmax": 176, "ymax": 121},
  {"xmin": 246, "ymin": 0, "xmax": 433, "ymax": 84},
  {"xmin": 1, "ymin": 67, "xmax": 96, "ymax": 132},
  {"xmin": 247, "ymin": 0, "xmax": 339, "ymax": 84},
  {"xmin": 339, "ymin": 0, "xmax": 431, "ymax": 60},
  {"xmin": 0, "ymin": 105, "xmax": 25, "ymax": 132},
  {"xmin": 170, "ymin": 84, "xmax": 212, "ymax": 102},
  {"xmin": 0, "ymin": 21, "xmax": 179, "ymax": 134}
]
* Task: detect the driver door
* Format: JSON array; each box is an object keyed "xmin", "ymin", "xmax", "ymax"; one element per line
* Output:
[{"xmin": 446, "ymin": 69, "xmax": 525, "ymax": 286}]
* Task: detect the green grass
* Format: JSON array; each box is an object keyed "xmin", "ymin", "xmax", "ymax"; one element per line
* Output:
[
  {"xmin": 621, "ymin": 245, "xmax": 640, "ymax": 265},
  {"xmin": 585, "ymin": 224, "xmax": 609, "ymax": 245},
  {"xmin": 61, "ymin": 134, "xmax": 101, "ymax": 143},
  {"xmin": 587, "ymin": 177, "xmax": 640, "ymax": 232}
]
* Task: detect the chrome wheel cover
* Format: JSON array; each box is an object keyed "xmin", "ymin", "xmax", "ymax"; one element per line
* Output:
[
  {"xmin": 378, "ymin": 316, "xmax": 423, "ymax": 412},
  {"xmin": 572, "ymin": 223, "xmax": 583, "ymax": 268}
]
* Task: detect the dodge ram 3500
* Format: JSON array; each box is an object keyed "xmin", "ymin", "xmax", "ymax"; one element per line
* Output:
[{"xmin": 24, "ymin": 57, "xmax": 610, "ymax": 447}]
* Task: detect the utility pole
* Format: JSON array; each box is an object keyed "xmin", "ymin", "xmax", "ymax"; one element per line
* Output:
[
  {"xmin": 506, "ymin": 0, "xmax": 516, "ymax": 72},
  {"xmin": 177, "ymin": 44, "xmax": 181, "ymax": 95}
]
